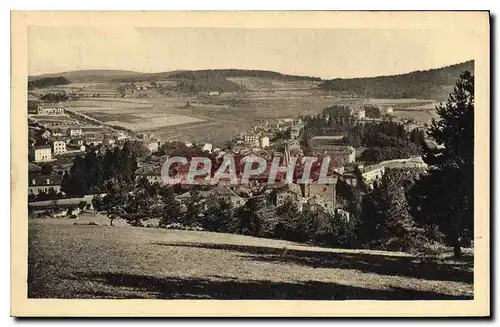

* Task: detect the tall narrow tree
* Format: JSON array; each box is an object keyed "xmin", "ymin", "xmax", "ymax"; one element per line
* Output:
[{"xmin": 413, "ymin": 71, "xmax": 474, "ymax": 257}]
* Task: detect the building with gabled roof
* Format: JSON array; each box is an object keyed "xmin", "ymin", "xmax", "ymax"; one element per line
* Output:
[
  {"xmin": 30, "ymin": 144, "xmax": 52, "ymax": 163},
  {"xmin": 28, "ymin": 173, "xmax": 62, "ymax": 195}
]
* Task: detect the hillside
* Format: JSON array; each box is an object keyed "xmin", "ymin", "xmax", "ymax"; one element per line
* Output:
[
  {"xmin": 318, "ymin": 60, "xmax": 474, "ymax": 100},
  {"xmin": 29, "ymin": 69, "xmax": 322, "ymax": 84},
  {"xmin": 29, "ymin": 219, "xmax": 473, "ymax": 300},
  {"xmin": 28, "ymin": 69, "xmax": 144, "ymax": 83},
  {"xmin": 168, "ymin": 69, "xmax": 321, "ymax": 82},
  {"xmin": 29, "ymin": 61, "xmax": 474, "ymax": 99}
]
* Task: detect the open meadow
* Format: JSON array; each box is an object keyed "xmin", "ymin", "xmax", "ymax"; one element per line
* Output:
[
  {"xmin": 28, "ymin": 218, "xmax": 473, "ymax": 300},
  {"xmin": 365, "ymin": 98, "xmax": 440, "ymax": 125},
  {"xmin": 33, "ymin": 79, "xmax": 440, "ymax": 143}
]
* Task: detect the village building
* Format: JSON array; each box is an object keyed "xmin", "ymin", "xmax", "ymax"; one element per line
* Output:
[
  {"xmin": 67, "ymin": 128, "xmax": 83, "ymax": 137},
  {"xmin": 244, "ymin": 133, "xmax": 259, "ymax": 145},
  {"xmin": 104, "ymin": 138, "xmax": 116, "ymax": 146},
  {"xmin": 28, "ymin": 174, "xmax": 62, "ymax": 195},
  {"xmin": 52, "ymin": 139, "xmax": 67, "ymax": 155},
  {"xmin": 28, "ymin": 162, "xmax": 42, "ymax": 174},
  {"xmin": 115, "ymin": 132, "xmax": 129, "ymax": 141},
  {"xmin": 202, "ymin": 143, "xmax": 213, "ymax": 153},
  {"xmin": 383, "ymin": 106, "xmax": 394, "ymax": 114},
  {"xmin": 147, "ymin": 140, "xmax": 159, "ymax": 153},
  {"xmin": 353, "ymin": 108, "xmax": 366, "ymax": 119},
  {"xmin": 358, "ymin": 163, "xmax": 385, "ymax": 188},
  {"xmin": 37, "ymin": 103, "xmax": 65, "ymax": 115},
  {"xmin": 86, "ymin": 139, "xmax": 103, "ymax": 147},
  {"xmin": 290, "ymin": 126, "xmax": 302, "ymax": 139},
  {"xmin": 199, "ymin": 186, "xmax": 248, "ymax": 208},
  {"xmin": 309, "ymin": 135, "xmax": 356, "ymax": 167},
  {"xmin": 66, "ymin": 144, "xmax": 86, "ymax": 153},
  {"xmin": 30, "ymin": 144, "xmax": 52, "ymax": 163},
  {"xmin": 259, "ymin": 136, "xmax": 270, "ymax": 148},
  {"xmin": 136, "ymin": 167, "xmax": 163, "ymax": 184},
  {"xmin": 69, "ymin": 138, "xmax": 84, "ymax": 146}
]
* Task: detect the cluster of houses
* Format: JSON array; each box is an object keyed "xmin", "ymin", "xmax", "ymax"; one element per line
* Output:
[
  {"xmin": 28, "ymin": 103, "xmax": 162, "ymax": 197},
  {"xmin": 28, "ymin": 125, "xmax": 117, "ymax": 163},
  {"xmin": 28, "ymin": 101, "xmax": 428, "ymax": 222},
  {"xmin": 235, "ymin": 117, "xmax": 305, "ymax": 149},
  {"xmin": 308, "ymin": 135, "xmax": 356, "ymax": 167}
]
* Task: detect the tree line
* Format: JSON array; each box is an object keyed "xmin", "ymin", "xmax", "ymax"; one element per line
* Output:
[
  {"xmin": 168, "ymin": 69, "xmax": 322, "ymax": 82},
  {"xmin": 318, "ymin": 60, "xmax": 474, "ymax": 99},
  {"xmin": 301, "ymin": 109, "xmax": 426, "ymax": 162},
  {"xmin": 60, "ymin": 141, "xmax": 151, "ymax": 196},
  {"xmin": 28, "ymin": 76, "xmax": 71, "ymax": 89}
]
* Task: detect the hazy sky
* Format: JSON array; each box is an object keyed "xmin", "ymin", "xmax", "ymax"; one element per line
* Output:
[{"xmin": 28, "ymin": 27, "xmax": 476, "ymax": 79}]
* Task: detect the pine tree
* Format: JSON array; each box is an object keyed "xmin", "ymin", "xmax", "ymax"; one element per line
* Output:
[
  {"xmin": 201, "ymin": 195, "xmax": 234, "ymax": 232},
  {"xmin": 159, "ymin": 189, "xmax": 182, "ymax": 228},
  {"xmin": 414, "ymin": 71, "xmax": 474, "ymax": 257},
  {"xmin": 358, "ymin": 169, "xmax": 426, "ymax": 251}
]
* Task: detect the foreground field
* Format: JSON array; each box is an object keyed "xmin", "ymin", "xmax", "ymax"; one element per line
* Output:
[{"xmin": 28, "ymin": 219, "xmax": 473, "ymax": 300}]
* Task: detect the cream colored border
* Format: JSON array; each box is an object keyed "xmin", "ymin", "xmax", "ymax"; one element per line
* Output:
[{"xmin": 11, "ymin": 11, "xmax": 490, "ymax": 317}]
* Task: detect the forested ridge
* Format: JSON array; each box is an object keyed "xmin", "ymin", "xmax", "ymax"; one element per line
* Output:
[{"xmin": 318, "ymin": 60, "xmax": 474, "ymax": 99}]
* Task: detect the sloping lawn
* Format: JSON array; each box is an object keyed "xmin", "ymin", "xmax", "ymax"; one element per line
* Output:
[{"xmin": 28, "ymin": 220, "xmax": 473, "ymax": 300}]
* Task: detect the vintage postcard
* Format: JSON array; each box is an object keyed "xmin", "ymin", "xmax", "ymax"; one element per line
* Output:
[{"xmin": 11, "ymin": 11, "xmax": 490, "ymax": 317}]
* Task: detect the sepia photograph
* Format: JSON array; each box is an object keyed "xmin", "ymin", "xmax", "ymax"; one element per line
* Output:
[{"xmin": 11, "ymin": 11, "xmax": 490, "ymax": 317}]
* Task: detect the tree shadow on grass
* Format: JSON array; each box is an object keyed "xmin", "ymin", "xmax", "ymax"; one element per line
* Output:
[
  {"xmin": 152, "ymin": 242, "xmax": 473, "ymax": 284},
  {"xmin": 64, "ymin": 271, "xmax": 471, "ymax": 300}
]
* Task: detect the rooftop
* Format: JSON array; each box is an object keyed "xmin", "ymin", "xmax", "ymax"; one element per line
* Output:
[
  {"xmin": 29, "ymin": 174, "xmax": 62, "ymax": 186},
  {"xmin": 310, "ymin": 135, "xmax": 344, "ymax": 140},
  {"xmin": 33, "ymin": 144, "xmax": 51, "ymax": 149}
]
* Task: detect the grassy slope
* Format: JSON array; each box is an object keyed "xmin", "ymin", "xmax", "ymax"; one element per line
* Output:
[{"xmin": 28, "ymin": 219, "xmax": 473, "ymax": 300}]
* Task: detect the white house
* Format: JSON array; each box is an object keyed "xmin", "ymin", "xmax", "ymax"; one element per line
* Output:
[
  {"xmin": 259, "ymin": 136, "xmax": 270, "ymax": 148},
  {"xmin": 147, "ymin": 140, "xmax": 159, "ymax": 153},
  {"xmin": 360, "ymin": 164, "xmax": 386, "ymax": 188},
  {"xmin": 52, "ymin": 140, "xmax": 67, "ymax": 155},
  {"xmin": 30, "ymin": 144, "xmax": 52, "ymax": 163},
  {"xmin": 67, "ymin": 128, "xmax": 83, "ymax": 137},
  {"xmin": 354, "ymin": 108, "xmax": 366, "ymax": 119},
  {"xmin": 202, "ymin": 143, "xmax": 213, "ymax": 153}
]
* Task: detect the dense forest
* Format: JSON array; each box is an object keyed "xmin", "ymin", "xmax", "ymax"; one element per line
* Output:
[
  {"xmin": 173, "ymin": 74, "xmax": 243, "ymax": 94},
  {"xmin": 168, "ymin": 69, "xmax": 322, "ymax": 82},
  {"xmin": 164, "ymin": 69, "xmax": 321, "ymax": 93},
  {"xmin": 28, "ymin": 76, "xmax": 71, "ymax": 89},
  {"xmin": 318, "ymin": 60, "xmax": 474, "ymax": 99}
]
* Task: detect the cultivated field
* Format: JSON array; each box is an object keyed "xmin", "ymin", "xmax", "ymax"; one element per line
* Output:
[
  {"xmin": 227, "ymin": 77, "xmax": 320, "ymax": 91},
  {"xmin": 36, "ymin": 80, "xmax": 338, "ymax": 144},
  {"xmin": 33, "ymin": 80, "xmax": 441, "ymax": 143},
  {"xmin": 365, "ymin": 98, "xmax": 440, "ymax": 125},
  {"xmin": 28, "ymin": 218, "xmax": 473, "ymax": 300}
]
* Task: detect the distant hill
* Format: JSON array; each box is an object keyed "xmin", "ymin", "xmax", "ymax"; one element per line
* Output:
[
  {"xmin": 318, "ymin": 60, "xmax": 474, "ymax": 100},
  {"xmin": 165, "ymin": 70, "xmax": 317, "ymax": 93},
  {"xmin": 167, "ymin": 69, "xmax": 322, "ymax": 82},
  {"xmin": 28, "ymin": 70, "xmax": 145, "ymax": 83},
  {"xmin": 29, "ymin": 69, "xmax": 322, "ymax": 84},
  {"xmin": 29, "ymin": 61, "xmax": 474, "ymax": 99}
]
